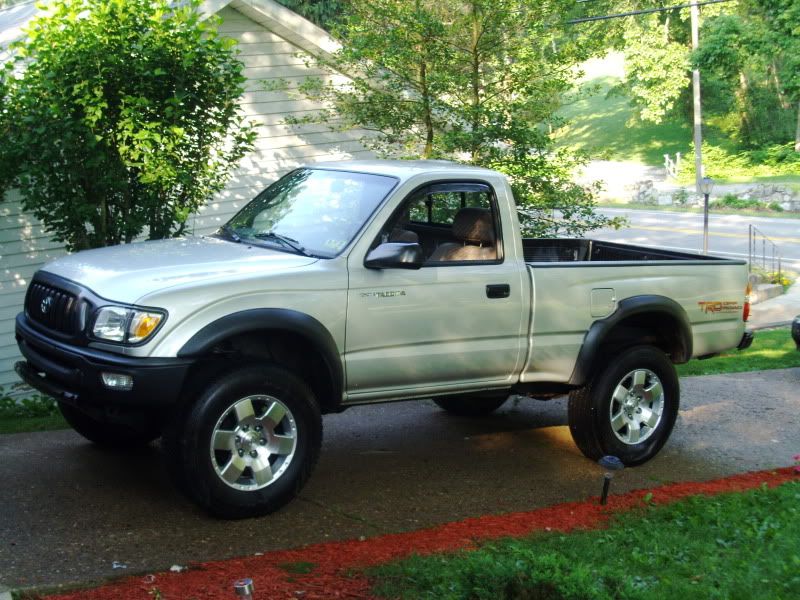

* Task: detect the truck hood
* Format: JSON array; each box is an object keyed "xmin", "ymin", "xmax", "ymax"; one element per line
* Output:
[{"xmin": 41, "ymin": 236, "xmax": 318, "ymax": 304}]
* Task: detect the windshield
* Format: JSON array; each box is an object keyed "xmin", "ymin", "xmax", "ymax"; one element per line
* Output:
[{"xmin": 220, "ymin": 168, "xmax": 398, "ymax": 258}]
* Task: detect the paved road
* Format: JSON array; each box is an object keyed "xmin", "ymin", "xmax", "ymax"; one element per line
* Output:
[
  {"xmin": 2, "ymin": 368, "xmax": 799, "ymax": 592},
  {"xmin": 595, "ymin": 208, "xmax": 800, "ymax": 270}
]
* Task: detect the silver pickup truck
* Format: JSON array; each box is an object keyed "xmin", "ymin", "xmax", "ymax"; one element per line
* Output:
[{"xmin": 15, "ymin": 160, "xmax": 752, "ymax": 518}]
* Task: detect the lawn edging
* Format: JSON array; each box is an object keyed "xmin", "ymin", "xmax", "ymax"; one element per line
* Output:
[{"xmin": 42, "ymin": 466, "xmax": 799, "ymax": 600}]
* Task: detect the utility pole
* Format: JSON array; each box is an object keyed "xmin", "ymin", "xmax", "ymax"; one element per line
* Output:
[
  {"xmin": 690, "ymin": 0, "xmax": 708, "ymax": 253},
  {"xmin": 690, "ymin": 0, "xmax": 703, "ymax": 193}
]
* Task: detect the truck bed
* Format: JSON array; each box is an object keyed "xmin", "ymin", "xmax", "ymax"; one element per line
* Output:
[{"xmin": 523, "ymin": 239, "xmax": 732, "ymax": 264}]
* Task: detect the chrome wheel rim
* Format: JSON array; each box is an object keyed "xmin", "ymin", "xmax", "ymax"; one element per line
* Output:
[
  {"xmin": 210, "ymin": 395, "xmax": 298, "ymax": 491},
  {"xmin": 609, "ymin": 369, "xmax": 664, "ymax": 445}
]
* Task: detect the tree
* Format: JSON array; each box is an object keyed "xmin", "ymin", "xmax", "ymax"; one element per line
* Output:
[
  {"xmin": 610, "ymin": 0, "xmax": 799, "ymax": 151},
  {"xmin": 287, "ymin": 0, "xmax": 624, "ymax": 237},
  {"xmin": 275, "ymin": 0, "xmax": 346, "ymax": 30},
  {"xmin": 0, "ymin": 0, "xmax": 255, "ymax": 251},
  {"xmin": 743, "ymin": 0, "xmax": 800, "ymax": 151},
  {"xmin": 613, "ymin": 13, "xmax": 691, "ymax": 125}
]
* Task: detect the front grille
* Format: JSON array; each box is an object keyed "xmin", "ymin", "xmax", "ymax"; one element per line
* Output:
[{"xmin": 25, "ymin": 282, "xmax": 80, "ymax": 336}]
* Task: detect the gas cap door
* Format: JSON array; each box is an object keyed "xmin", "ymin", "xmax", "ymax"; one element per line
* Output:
[{"xmin": 591, "ymin": 288, "xmax": 616, "ymax": 317}]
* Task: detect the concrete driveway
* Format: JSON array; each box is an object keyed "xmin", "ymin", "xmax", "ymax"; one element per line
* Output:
[{"xmin": 1, "ymin": 367, "xmax": 799, "ymax": 592}]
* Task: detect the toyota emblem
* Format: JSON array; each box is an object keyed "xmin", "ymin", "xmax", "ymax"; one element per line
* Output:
[{"xmin": 40, "ymin": 296, "xmax": 54, "ymax": 314}]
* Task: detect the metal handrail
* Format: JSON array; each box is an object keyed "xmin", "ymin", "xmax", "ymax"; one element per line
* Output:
[{"xmin": 748, "ymin": 224, "xmax": 782, "ymax": 279}]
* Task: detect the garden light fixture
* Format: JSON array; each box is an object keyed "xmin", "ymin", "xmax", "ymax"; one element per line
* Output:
[{"xmin": 599, "ymin": 455, "xmax": 624, "ymax": 505}]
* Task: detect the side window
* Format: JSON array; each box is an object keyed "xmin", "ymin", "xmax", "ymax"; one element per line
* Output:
[
  {"xmin": 412, "ymin": 190, "xmax": 493, "ymax": 226},
  {"xmin": 373, "ymin": 182, "xmax": 502, "ymax": 264},
  {"xmin": 408, "ymin": 196, "xmax": 429, "ymax": 223}
]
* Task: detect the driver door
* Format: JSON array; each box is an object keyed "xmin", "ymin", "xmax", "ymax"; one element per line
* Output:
[{"xmin": 344, "ymin": 182, "xmax": 526, "ymax": 400}]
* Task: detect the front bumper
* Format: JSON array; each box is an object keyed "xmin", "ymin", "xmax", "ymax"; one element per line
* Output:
[{"xmin": 15, "ymin": 313, "xmax": 193, "ymax": 410}]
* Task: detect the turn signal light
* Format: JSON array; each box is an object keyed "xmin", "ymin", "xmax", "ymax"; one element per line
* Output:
[
  {"xmin": 129, "ymin": 312, "xmax": 163, "ymax": 343},
  {"xmin": 743, "ymin": 283, "xmax": 751, "ymax": 322}
]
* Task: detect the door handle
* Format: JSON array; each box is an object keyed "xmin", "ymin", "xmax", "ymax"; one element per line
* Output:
[{"xmin": 486, "ymin": 284, "xmax": 510, "ymax": 299}]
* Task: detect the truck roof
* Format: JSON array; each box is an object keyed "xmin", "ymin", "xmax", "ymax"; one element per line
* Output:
[{"xmin": 310, "ymin": 159, "xmax": 500, "ymax": 181}]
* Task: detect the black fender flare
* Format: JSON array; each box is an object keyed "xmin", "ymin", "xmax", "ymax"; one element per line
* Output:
[
  {"xmin": 569, "ymin": 295, "xmax": 692, "ymax": 387},
  {"xmin": 178, "ymin": 309, "xmax": 344, "ymax": 406}
]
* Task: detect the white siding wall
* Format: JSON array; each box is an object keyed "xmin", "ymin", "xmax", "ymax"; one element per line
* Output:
[{"xmin": 0, "ymin": 5, "xmax": 373, "ymax": 390}]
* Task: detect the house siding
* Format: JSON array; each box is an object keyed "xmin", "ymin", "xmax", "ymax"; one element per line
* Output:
[{"xmin": 0, "ymin": 4, "xmax": 372, "ymax": 390}]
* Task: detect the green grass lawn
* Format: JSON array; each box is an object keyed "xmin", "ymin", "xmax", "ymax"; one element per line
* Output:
[
  {"xmin": 0, "ymin": 391, "xmax": 68, "ymax": 434},
  {"xmin": 0, "ymin": 413, "xmax": 68, "ymax": 434},
  {"xmin": 677, "ymin": 327, "xmax": 799, "ymax": 377},
  {"xmin": 558, "ymin": 53, "xmax": 800, "ymax": 188},
  {"xmin": 557, "ymin": 75, "xmax": 690, "ymax": 166},
  {"xmin": 370, "ymin": 481, "xmax": 800, "ymax": 600}
]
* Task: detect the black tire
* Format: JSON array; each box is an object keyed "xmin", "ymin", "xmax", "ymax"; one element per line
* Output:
[
  {"xmin": 567, "ymin": 345, "xmax": 679, "ymax": 466},
  {"xmin": 58, "ymin": 401, "xmax": 161, "ymax": 448},
  {"xmin": 163, "ymin": 364, "xmax": 322, "ymax": 519},
  {"xmin": 433, "ymin": 393, "xmax": 509, "ymax": 417}
]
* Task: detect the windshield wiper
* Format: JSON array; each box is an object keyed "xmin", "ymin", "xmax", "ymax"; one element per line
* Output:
[
  {"xmin": 220, "ymin": 224, "xmax": 242, "ymax": 243},
  {"xmin": 253, "ymin": 231, "xmax": 310, "ymax": 256}
]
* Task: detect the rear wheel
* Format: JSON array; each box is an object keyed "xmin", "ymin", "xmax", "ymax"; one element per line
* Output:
[
  {"xmin": 163, "ymin": 364, "xmax": 322, "ymax": 519},
  {"xmin": 433, "ymin": 393, "xmax": 509, "ymax": 417},
  {"xmin": 568, "ymin": 345, "xmax": 679, "ymax": 466},
  {"xmin": 58, "ymin": 401, "xmax": 161, "ymax": 448}
]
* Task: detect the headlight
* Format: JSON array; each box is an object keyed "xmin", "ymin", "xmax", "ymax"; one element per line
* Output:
[{"xmin": 92, "ymin": 306, "xmax": 165, "ymax": 344}]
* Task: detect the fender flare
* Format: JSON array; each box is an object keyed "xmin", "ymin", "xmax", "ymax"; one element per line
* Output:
[
  {"xmin": 569, "ymin": 295, "xmax": 692, "ymax": 387},
  {"xmin": 178, "ymin": 308, "xmax": 343, "ymax": 405}
]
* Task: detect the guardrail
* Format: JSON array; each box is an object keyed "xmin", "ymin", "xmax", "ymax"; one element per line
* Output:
[{"xmin": 748, "ymin": 224, "xmax": 782, "ymax": 278}]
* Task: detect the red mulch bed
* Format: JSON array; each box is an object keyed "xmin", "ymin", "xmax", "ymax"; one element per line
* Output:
[{"xmin": 46, "ymin": 467, "xmax": 799, "ymax": 600}]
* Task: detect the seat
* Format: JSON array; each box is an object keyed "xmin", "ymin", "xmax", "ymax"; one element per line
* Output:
[{"xmin": 429, "ymin": 207, "xmax": 497, "ymax": 262}]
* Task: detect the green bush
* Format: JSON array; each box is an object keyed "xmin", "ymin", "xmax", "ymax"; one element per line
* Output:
[
  {"xmin": 0, "ymin": 0, "xmax": 255, "ymax": 251},
  {"xmin": 0, "ymin": 386, "xmax": 57, "ymax": 418},
  {"xmin": 671, "ymin": 188, "xmax": 690, "ymax": 205},
  {"xmin": 767, "ymin": 201, "xmax": 785, "ymax": 212},
  {"xmin": 712, "ymin": 194, "xmax": 761, "ymax": 210},
  {"xmin": 680, "ymin": 142, "xmax": 800, "ymax": 182}
]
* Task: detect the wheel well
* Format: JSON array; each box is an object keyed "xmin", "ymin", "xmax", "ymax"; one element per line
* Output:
[
  {"xmin": 183, "ymin": 329, "xmax": 340, "ymax": 414},
  {"xmin": 598, "ymin": 313, "xmax": 690, "ymax": 364}
]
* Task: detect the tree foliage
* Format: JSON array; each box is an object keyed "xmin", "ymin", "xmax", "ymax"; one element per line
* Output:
[
  {"xmin": 286, "ymin": 0, "xmax": 623, "ymax": 237},
  {"xmin": 614, "ymin": 14, "xmax": 691, "ymax": 124},
  {"xmin": 275, "ymin": 0, "xmax": 346, "ymax": 30},
  {"xmin": 609, "ymin": 0, "xmax": 799, "ymax": 150},
  {"xmin": 0, "ymin": 0, "xmax": 255, "ymax": 251}
]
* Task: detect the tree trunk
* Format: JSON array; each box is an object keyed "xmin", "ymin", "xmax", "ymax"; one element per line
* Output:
[
  {"xmin": 420, "ymin": 60, "xmax": 433, "ymax": 159},
  {"xmin": 795, "ymin": 101, "xmax": 800, "ymax": 152},
  {"xmin": 469, "ymin": 2, "xmax": 481, "ymax": 163},
  {"xmin": 100, "ymin": 196, "xmax": 108, "ymax": 247},
  {"xmin": 770, "ymin": 59, "xmax": 790, "ymax": 110},
  {"xmin": 737, "ymin": 70, "xmax": 752, "ymax": 140}
]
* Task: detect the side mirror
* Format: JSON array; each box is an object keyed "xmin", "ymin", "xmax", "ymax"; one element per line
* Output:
[{"xmin": 365, "ymin": 242, "xmax": 424, "ymax": 270}]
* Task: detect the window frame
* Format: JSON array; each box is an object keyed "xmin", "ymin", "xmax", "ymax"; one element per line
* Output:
[{"xmin": 367, "ymin": 179, "xmax": 505, "ymax": 268}]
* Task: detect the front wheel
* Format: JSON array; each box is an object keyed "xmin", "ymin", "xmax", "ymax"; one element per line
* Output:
[
  {"xmin": 164, "ymin": 364, "xmax": 322, "ymax": 519},
  {"xmin": 568, "ymin": 345, "xmax": 679, "ymax": 466}
]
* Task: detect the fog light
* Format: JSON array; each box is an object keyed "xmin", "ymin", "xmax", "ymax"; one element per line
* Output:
[{"xmin": 101, "ymin": 372, "xmax": 133, "ymax": 391}]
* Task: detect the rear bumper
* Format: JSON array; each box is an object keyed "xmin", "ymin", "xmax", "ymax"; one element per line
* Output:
[
  {"xmin": 15, "ymin": 313, "xmax": 193, "ymax": 409},
  {"xmin": 737, "ymin": 329, "xmax": 754, "ymax": 351}
]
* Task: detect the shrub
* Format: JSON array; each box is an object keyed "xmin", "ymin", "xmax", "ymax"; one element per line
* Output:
[
  {"xmin": 0, "ymin": 0, "xmax": 255, "ymax": 251},
  {"xmin": 0, "ymin": 386, "xmax": 58, "ymax": 418}
]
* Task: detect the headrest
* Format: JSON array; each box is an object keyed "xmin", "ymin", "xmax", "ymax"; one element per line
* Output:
[{"xmin": 452, "ymin": 207, "xmax": 495, "ymax": 244}]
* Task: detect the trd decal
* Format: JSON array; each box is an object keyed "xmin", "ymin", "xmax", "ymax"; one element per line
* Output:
[
  {"xmin": 360, "ymin": 290, "xmax": 407, "ymax": 298},
  {"xmin": 698, "ymin": 301, "xmax": 742, "ymax": 314}
]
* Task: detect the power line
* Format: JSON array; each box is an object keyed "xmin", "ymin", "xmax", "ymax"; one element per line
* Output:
[{"xmin": 568, "ymin": 0, "xmax": 733, "ymax": 24}]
